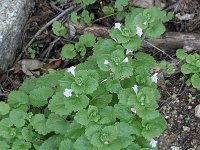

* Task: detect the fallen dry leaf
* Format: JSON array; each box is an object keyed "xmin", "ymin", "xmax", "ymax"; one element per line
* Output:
[
  {"xmin": 41, "ymin": 59, "xmax": 62, "ymax": 72},
  {"xmin": 19, "ymin": 59, "xmax": 44, "ymax": 76}
]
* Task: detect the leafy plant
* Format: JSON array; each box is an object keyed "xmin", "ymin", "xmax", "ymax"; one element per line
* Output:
[
  {"xmin": 176, "ymin": 49, "xmax": 200, "ymax": 90},
  {"xmin": 61, "ymin": 33, "xmax": 96, "ymax": 59},
  {"xmin": 160, "ymin": 60, "xmax": 175, "ymax": 75},
  {"xmin": 0, "ymin": 6, "xmax": 173, "ymax": 150},
  {"xmin": 52, "ymin": 21, "xmax": 68, "ymax": 37},
  {"xmin": 115, "ymin": 0, "xmax": 128, "ymax": 11},
  {"xmin": 70, "ymin": 10, "xmax": 94, "ymax": 25},
  {"xmin": 76, "ymin": 0, "xmax": 96, "ymax": 6},
  {"xmin": 27, "ymin": 43, "xmax": 43, "ymax": 59},
  {"xmin": 102, "ymin": 6, "xmax": 115, "ymax": 16}
]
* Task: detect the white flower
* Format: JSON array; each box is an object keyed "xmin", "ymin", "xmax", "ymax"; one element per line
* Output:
[
  {"xmin": 149, "ymin": 139, "xmax": 158, "ymax": 148},
  {"xmin": 104, "ymin": 141, "xmax": 109, "ymax": 145},
  {"xmin": 131, "ymin": 107, "xmax": 137, "ymax": 114},
  {"xmin": 126, "ymin": 49, "xmax": 133, "ymax": 55},
  {"xmin": 104, "ymin": 59, "xmax": 109, "ymax": 65},
  {"xmin": 114, "ymin": 23, "xmax": 122, "ymax": 31},
  {"xmin": 67, "ymin": 66, "xmax": 76, "ymax": 76},
  {"xmin": 101, "ymin": 79, "xmax": 108, "ymax": 83},
  {"xmin": 123, "ymin": 57, "xmax": 129, "ymax": 63},
  {"xmin": 136, "ymin": 26, "xmax": 143, "ymax": 37},
  {"xmin": 63, "ymin": 88, "xmax": 73, "ymax": 97},
  {"xmin": 113, "ymin": 38, "xmax": 117, "ymax": 42},
  {"xmin": 132, "ymin": 85, "xmax": 139, "ymax": 95},
  {"xmin": 151, "ymin": 73, "xmax": 158, "ymax": 84}
]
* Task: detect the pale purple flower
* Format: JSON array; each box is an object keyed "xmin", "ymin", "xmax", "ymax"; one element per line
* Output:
[
  {"xmin": 151, "ymin": 73, "xmax": 158, "ymax": 84},
  {"xmin": 101, "ymin": 79, "xmax": 108, "ymax": 83},
  {"xmin": 63, "ymin": 88, "xmax": 73, "ymax": 97},
  {"xmin": 104, "ymin": 59, "xmax": 109, "ymax": 65},
  {"xmin": 67, "ymin": 66, "xmax": 76, "ymax": 76},
  {"xmin": 123, "ymin": 57, "xmax": 129, "ymax": 63},
  {"xmin": 132, "ymin": 85, "xmax": 139, "ymax": 95},
  {"xmin": 136, "ymin": 26, "xmax": 143, "ymax": 37},
  {"xmin": 126, "ymin": 49, "xmax": 133, "ymax": 55},
  {"xmin": 131, "ymin": 107, "xmax": 137, "ymax": 114},
  {"xmin": 149, "ymin": 139, "xmax": 158, "ymax": 148},
  {"xmin": 114, "ymin": 23, "xmax": 122, "ymax": 31}
]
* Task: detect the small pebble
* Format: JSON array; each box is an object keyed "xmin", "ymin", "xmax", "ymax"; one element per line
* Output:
[
  {"xmin": 195, "ymin": 104, "xmax": 200, "ymax": 118},
  {"xmin": 183, "ymin": 126, "xmax": 190, "ymax": 132},
  {"xmin": 171, "ymin": 146, "xmax": 180, "ymax": 150}
]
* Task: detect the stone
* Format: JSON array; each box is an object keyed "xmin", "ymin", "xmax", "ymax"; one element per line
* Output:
[
  {"xmin": 195, "ymin": 104, "xmax": 200, "ymax": 118},
  {"xmin": 171, "ymin": 146, "xmax": 180, "ymax": 150},
  {"xmin": 0, "ymin": 0, "xmax": 35, "ymax": 72}
]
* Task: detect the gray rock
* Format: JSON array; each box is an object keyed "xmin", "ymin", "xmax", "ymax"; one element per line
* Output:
[
  {"xmin": 171, "ymin": 146, "xmax": 180, "ymax": 150},
  {"xmin": 0, "ymin": 0, "xmax": 35, "ymax": 72},
  {"xmin": 195, "ymin": 104, "xmax": 200, "ymax": 118}
]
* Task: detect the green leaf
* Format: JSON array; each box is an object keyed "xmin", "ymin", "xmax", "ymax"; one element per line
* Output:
[
  {"xmin": 74, "ymin": 109, "xmax": 89, "ymax": 126},
  {"xmin": 91, "ymin": 125, "xmax": 118, "ymax": 148},
  {"xmin": 52, "ymin": 21, "xmax": 68, "ymax": 37},
  {"xmin": 19, "ymin": 77, "xmax": 38, "ymax": 94},
  {"xmin": 191, "ymin": 74, "xmax": 200, "ymax": 90},
  {"xmin": 159, "ymin": 60, "xmax": 167, "ymax": 70},
  {"xmin": 99, "ymin": 106, "xmax": 116, "ymax": 124},
  {"xmin": 176, "ymin": 49, "xmax": 187, "ymax": 60},
  {"xmin": 0, "ymin": 118, "xmax": 15, "ymax": 139},
  {"xmin": 129, "ymin": 118, "xmax": 143, "ymax": 136},
  {"xmin": 106, "ymin": 79, "xmax": 122, "ymax": 94},
  {"xmin": 48, "ymin": 92, "xmax": 69, "ymax": 116},
  {"xmin": 31, "ymin": 114, "xmax": 50, "ymax": 135},
  {"xmin": 21, "ymin": 125, "xmax": 33, "ymax": 142},
  {"xmin": 70, "ymin": 12, "xmax": 80, "ymax": 23},
  {"xmin": 114, "ymin": 104, "xmax": 133, "ymax": 122},
  {"xmin": 82, "ymin": 0, "xmax": 96, "ymax": 5},
  {"xmin": 126, "ymin": 143, "xmax": 141, "ymax": 150},
  {"xmin": 66, "ymin": 121, "xmax": 85, "ymax": 139},
  {"xmin": 11, "ymin": 139, "xmax": 31, "ymax": 150},
  {"xmin": 90, "ymin": 87, "xmax": 112, "ymax": 108},
  {"xmin": 196, "ymin": 60, "xmax": 200, "ymax": 67},
  {"xmin": 81, "ymin": 10, "xmax": 93, "ymax": 25},
  {"xmin": 181, "ymin": 64, "xmax": 194, "ymax": 74},
  {"xmin": 73, "ymin": 135, "xmax": 94, "ymax": 150},
  {"xmin": 102, "ymin": 6, "xmax": 114, "ymax": 16},
  {"xmin": 9, "ymin": 109, "xmax": 27, "ymax": 127},
  {"xmin": 46, "ymin": 114, "xmax": 69, "ymax": 134},
  {"xmin": 85, "ymin": 123, "xmax": 101, "ymax": 139},
  {"xmin": 115, "ymin": 0, "xmax": 128, "ymax": 11},
  {"xmin": 0, "ymin": 102, "xmax": 10, "ymax": 115},
  {"xmin": 29, "ymin": 87, "xmax": 54, "ymax": 107},
  {"xmin": 36, "ymin": 71, "xmax": 64, "ymax": 87},
  {"xmin": 71, "ymin": 70, "xmax": 99, "ymax": 94},
  {"xmin": 38, "ymin": 136, "xmax": 62, "ymax": 150},
  {"xmin": 0, "ymin": 141, "xmax": 9, "ymax": 150},
  {"xmin": 116, "ymin": 122, "xmax": 134, "ymax": 148},
  {"xmin": 64, "ymin": 95, "xmax": 90, "ymax": 114},
  {"xmin": 146, "ymin": 21, "xmax": 165, "ymax": 38},
  {"xmin": 134, "ymin": 52, "xmax": 156, "ymax": 69},
  {"xmin": 122, "ymin": 36, "xmax": 142, "ymax": 51},
  {"xmin": 79, "ymin": 33, "xmax": 96, "ymax": 48},
  {"xmin": 8, "ymin": 91, "xmax": 29, "ymax": 108},
  {"xmin": 137, "ymin": 107, "xmax": 160, "ymax": 121},
  {"xmin": 59, "ymin": 139, "xmax": 73, "ymax": 150},
  {"xmin": 118, "ymin": 88, "xmax": 136, "ymax": 106},
  {"xmin": 142, "ymin": 115, "xmax": 167, "ymax": 139},
  {"xmin": 186, "ymin": 55, "xmax": 197, "ymax": 65},
  {"xmin": 61, "ymin": 44, "xmax": 76, "ymax": 59}
]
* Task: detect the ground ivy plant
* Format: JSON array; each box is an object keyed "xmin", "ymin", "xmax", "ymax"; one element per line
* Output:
[
  {"xmin": 176, "ymin": 49, "xmax": 200, "ymax": 90},
  {"xmin": 0, "ymin": 7, "xmax": 173, "ymax": 150}
]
